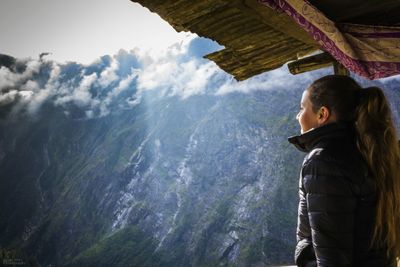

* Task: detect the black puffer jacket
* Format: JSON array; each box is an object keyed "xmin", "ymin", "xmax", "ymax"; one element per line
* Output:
[{"xmin": 288, "ymin": 122, "xmax": 396, "ymax": 267}]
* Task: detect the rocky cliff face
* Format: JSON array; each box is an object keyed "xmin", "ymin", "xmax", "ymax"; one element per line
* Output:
[{"xmin": 0, "ymin": 52, "xmax": 399, "ymax": 267}]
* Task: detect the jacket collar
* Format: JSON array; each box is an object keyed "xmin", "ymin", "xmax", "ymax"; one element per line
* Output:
[{"xmin": 288, "ymin": 122, "xmax": 354, "ymax": 153}]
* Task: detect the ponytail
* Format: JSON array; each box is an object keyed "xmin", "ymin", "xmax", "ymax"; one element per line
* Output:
[{"xmin": 355, "ymin": 86, "xmax": 400, "ymax": 258}]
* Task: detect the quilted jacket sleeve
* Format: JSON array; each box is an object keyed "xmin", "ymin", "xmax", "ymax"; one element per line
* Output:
[
  {"xmin": 295, "ymin": 175, "xmax": 314, "ymax": 266},
  {"xmin": 302, "ymin": 156, "xmax": 357, "ymax": 267}
]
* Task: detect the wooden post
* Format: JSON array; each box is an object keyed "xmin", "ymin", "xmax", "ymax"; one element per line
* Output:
[{"xmin": 333, "ymin": 61, "xmax": 350, "ymax": 75}]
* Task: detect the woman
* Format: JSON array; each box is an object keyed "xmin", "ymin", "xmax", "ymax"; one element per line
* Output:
[{"xmin": 288, "ymin": 75, "xmax": 400, "ymax": 267}]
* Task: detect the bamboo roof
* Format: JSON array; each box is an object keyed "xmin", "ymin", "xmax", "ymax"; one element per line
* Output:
[{"xmin": 131, "ymin": 0, "xmax": 319, "ymax": 80}]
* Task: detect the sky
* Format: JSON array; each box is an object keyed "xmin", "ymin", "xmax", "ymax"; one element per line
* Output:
[{"xmin": 0, "ymin": 0, "xmax": 195, "ymax": 64}]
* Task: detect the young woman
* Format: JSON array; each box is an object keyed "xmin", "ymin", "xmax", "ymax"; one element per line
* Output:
[{"xmin": 288, "ymin": 75, "xmax": 400, "ymax": 267}]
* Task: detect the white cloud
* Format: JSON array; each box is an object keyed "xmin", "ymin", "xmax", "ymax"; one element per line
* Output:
[
  {"xmin": 134, "ymin": 33, "xmax": 196, "ymax": 63},
  {"xmin": 2, "ymin": 45, "xmax": 309, "ymax": 120},
  {"xmin": 24, "ymin": 60, "xmax": 42, "ymax": 77},
  {"xmin": 114, "ymin": 69, "xmax": 139, "ymax": 96},
  {"xmin": 135, "ymin": 39, "xmax": 222, "ymax": 100},
  {"xmin": 97, "ymin": 68, "xmax": 139, "ymax": 117},
  {"xmin": 27, "ymin": 63, "xmax": 61, "ymax": 114},
  {"xmin": 0, "ymin": 67, "xmax": 17, "ymax": 92},
  {"xmin": 167, "ymin": 60, "xmax": 220, "ymax": 99},
  {"xmin": 0, "ymin": 38, "xmax": 330, "ymax": 120},
  {"xmin": 21, "ymin": 80, "xmax": 39, "ymax": 92},
  {"xmin": 0, "ymin": 59, "xmax": 44, "ymax": 115},
  {"xmin": 0, "ymin": 59, "xmax": 41, "ymax": 92},
  {"xmin": 0, "ymin": 90, "xmax": 19, "ymax": 105},
  {"xmin": 0, "ymin": 89, "xmax": 33, "ymax": 108},
  {"xmin": 137, "ymin": 61, "xmax": 177, "ymax": 91},
  {"xmin": 55, "ymin": 72, "xmax": 97, "ymax": 108},
  {"xmin": 216, "ymin": 67, "xmax": 328, "ymax": 95},
  {"xmin": 19, "ymin": 91, "xmax": 34, "ymax": 99},
  {"xmin": 98, "ymin": 58, "xmax": 119, "ymax": 87}
]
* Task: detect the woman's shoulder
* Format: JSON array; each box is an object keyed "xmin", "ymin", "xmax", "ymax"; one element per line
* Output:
[
  {"xmin": 304, "ymin": 135, "xmax": 360, "ymax": 165},
  {"xmin": 301, "ymin": 150, "xmax": 357, "ymax": 196},
  {"xmin": 301, "ymin": 140, "xmax": 369, "ymax": 194}
]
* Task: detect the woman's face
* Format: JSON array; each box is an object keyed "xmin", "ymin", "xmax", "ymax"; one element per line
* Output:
[{"xmin": 297, "ymin": 89, "xmax": 319, "ymax": 134}]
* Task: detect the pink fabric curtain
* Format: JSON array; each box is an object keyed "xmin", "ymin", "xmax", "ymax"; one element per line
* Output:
[{"xmin": 259, "ymin": 0, "xmax": 400, "ymax": 79}]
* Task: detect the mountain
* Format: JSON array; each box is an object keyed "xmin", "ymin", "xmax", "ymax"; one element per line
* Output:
[{"xmin": 0, "ymin": 51, "xmax": 399, "ymax": 267}]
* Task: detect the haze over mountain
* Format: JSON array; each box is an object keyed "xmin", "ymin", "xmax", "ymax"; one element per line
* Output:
[{"xmin": 1, "ymin": 37, "xmax": 399, "ymax": 267}]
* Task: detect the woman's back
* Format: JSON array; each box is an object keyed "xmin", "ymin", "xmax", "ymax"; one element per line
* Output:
[
  {"xmin": 290, "ymin": 122, "xmax": 396, "ymax": 266},
  {"xmin": 290, "ymin": 75, "xmax": 400, "ymax": 266}
]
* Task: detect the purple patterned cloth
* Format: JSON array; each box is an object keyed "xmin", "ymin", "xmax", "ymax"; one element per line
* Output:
[{"xmin": 259, "ymin": 0, "xmax": 400, "ymax": 79}]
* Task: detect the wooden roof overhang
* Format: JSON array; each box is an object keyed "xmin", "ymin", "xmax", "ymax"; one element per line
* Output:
[{"xmin": 131, "ymin": 0, "xmax": 400, "ymax": 80}]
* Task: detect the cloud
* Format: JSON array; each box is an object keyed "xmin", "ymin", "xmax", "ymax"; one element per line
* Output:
[
  {"xmin": 0, "ymin": 90, "xmax": 19, "ymax": 105},
  {"xmin": 98, "ymin": 58, "xmax": 119, "ymax": 87},
  {"xmin": 27, "ymin": 63, "xmax": 61, "ymax": 114},
  {"xmin": 0, "ymin": 40, "xmax": 314, "ymax": 119},
  {"xmin": 21, "ymin": 80, "xmax": 39, "ymax": 92},
  {"xmin": 5, "ymin": 36, "xmax": 375, "ymax": 120},
  {"xmin": 0, "ymin": 59, "xmax": 41, "ymax": 92},
  {"xmin": 0, "ymin": 90, "xmax": 34, "ymax": 119},
  {"xmin": 137, "ymin": 58, "xmax": 221, "ymax": 99},
  {"xmin": 99, "ymin": 69, "xmax": 139, "ymax": 117},
  {"xmin": 55, "ymin": 72, "xmax": 98, "ymax": 108},
  {"xmin": 215, "ymin": 67, "xmax": 331, "ymax": 96},
  {"xmin": 0, "ymin": 36, "xmax": 221, "ymax": 116},
  {"xmin": 0, "ymin": 59, "xmax": 44, "ymax": 118},
  {"xmin": 0, "ymin": 67, "xmax": 17, "ymax": 92},
  {"xmin": 135, "ymin": 38, "xmax": 223, "ymax": 99},
  {"xmin": 180, "ymin": 61, "xmax": 220, "ymax": 99}
]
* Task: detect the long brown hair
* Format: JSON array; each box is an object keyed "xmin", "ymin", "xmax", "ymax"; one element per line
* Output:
[{"xmin": 308, "ymin": 75, "xmax": 400, "ymax": 258}]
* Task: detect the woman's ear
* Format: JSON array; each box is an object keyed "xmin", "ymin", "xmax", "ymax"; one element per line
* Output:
[{"xmin": 317, "ymin": 106, "xmax": 331, "ymax": 125}]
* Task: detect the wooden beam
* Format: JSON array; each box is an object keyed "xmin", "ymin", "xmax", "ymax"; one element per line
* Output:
[
  {"xmin": 288, "ymin": 52, "xmax": 334, "ymax": 75},
  {"xmin": 288, "ymin": 52, "xmax": 351, "ymax": 76}
]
